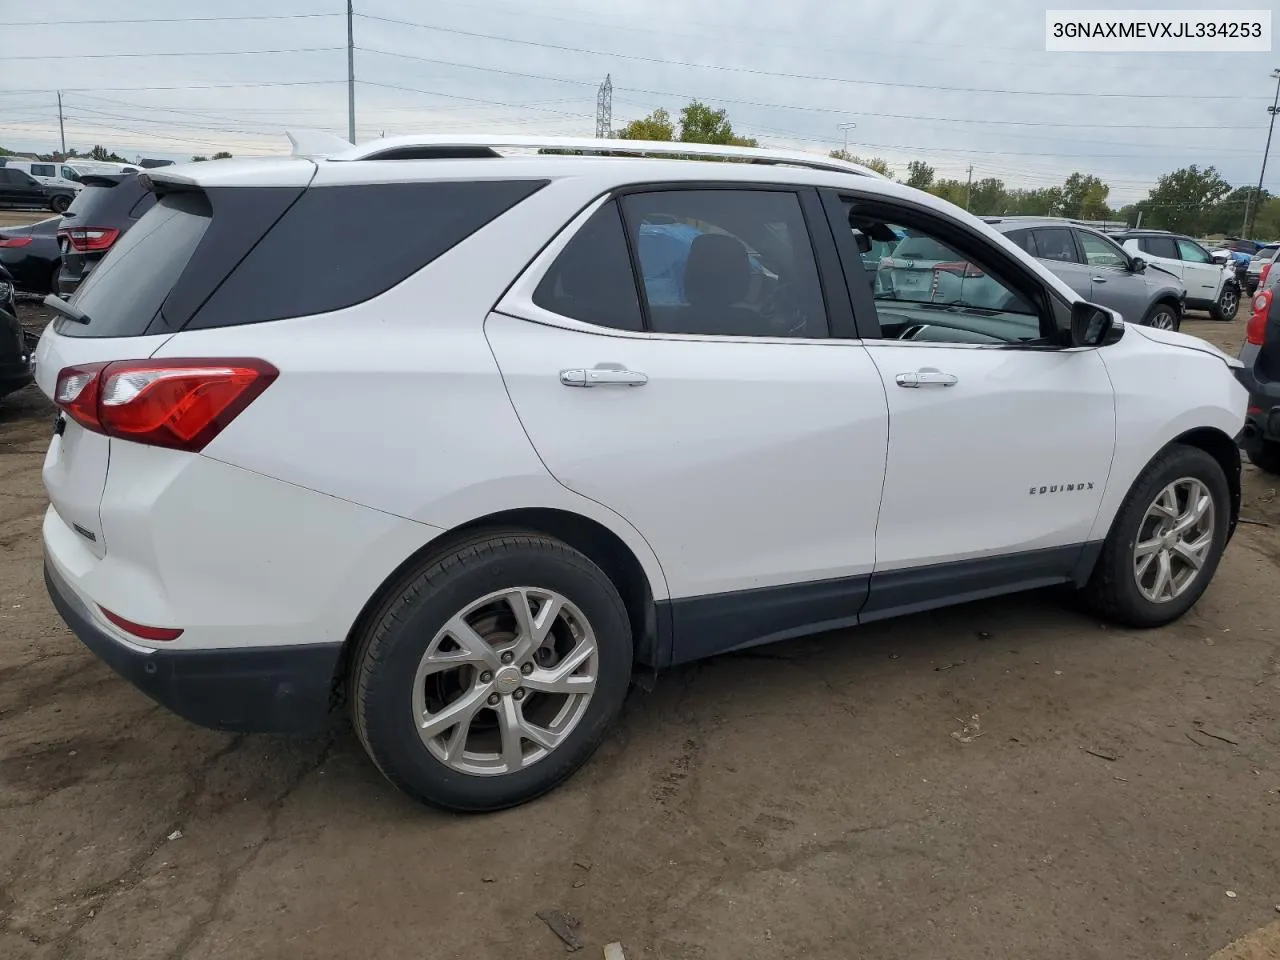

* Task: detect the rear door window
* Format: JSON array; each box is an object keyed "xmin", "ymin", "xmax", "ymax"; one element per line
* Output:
[
  {"xmin": 58, "ymin": 192, "xmax": 212, "ymax": 339},
  {"xmin": 1141, "ymin": 236, "xmax": 1179, "ymax": 259},
  {"xmin": 1031, "ymin": 228, "xmax": 1081, "ymax": 264}
]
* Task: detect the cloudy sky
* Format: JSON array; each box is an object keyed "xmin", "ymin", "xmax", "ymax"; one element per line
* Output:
[{"xmin": 1, "ymin": 0, "xmax": 1276, "ymax": 203}]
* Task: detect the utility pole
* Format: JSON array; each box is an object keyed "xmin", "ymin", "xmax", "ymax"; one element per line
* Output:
[
  {"xmin": 346, "ymin": 0, "xmax": 356, "ymax": 144},
  {"xmin": 595, "ymin": 74, "xmax": 612, "ymax": 139},
  {"xmin": 56, "ymin": 90, "xmax": 65, "ymax": 155},
  {"xmin": 838, "ymin": 121, "xmax": 856, "ymax": 155},
  {"xmin": 1242, "ymin": 67, "xmax": 1280, "ymax": 239},
  {"xmin": 965, "ymin": 165, "xmax": 974, "ymax": 210}
]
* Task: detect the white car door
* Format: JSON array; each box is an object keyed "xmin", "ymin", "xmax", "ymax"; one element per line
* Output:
[
  {"xmin": 488, "ymin": 187, "xmax": 889, "ymax": 661},
  {"xmin": 1175, "ymin": 237, "xmax": 1224, "ymax": 304},
  {"xmin": 825, "ymin": 192, "xmax": 1117, "ymax": 620}
]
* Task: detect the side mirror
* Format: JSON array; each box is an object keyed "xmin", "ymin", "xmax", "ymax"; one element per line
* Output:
[
  {"xmin": 1129, "ymin": 255, "xmax": 1146, "ymax": 274},
  {"xmin": 1070, "ymin": 301, "xmax": 1114, "ymax": 347}
]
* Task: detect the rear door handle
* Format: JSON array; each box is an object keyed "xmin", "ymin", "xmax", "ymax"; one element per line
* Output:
[
  {"xmin": 560, "ymin": 364, "xmax": 649, "ymax": 388},
  {"xmin": 1092, "ymin": 276, "xmax": 1108, "ymax": 283},
  {"xmin": 895, "ymin": 371, "xmax": 958, "ymax": 388}
]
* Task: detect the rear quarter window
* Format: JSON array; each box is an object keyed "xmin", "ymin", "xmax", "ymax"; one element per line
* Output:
[{"xmin": 188, "ymin": 179, "xmax": 548, "ymax": 329}]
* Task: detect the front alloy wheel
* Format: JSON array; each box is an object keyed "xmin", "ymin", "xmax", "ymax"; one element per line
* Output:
[
  {"xmin": 1132, "ymin": 478, "xmax": 1215, "ymax": 603},
  {"xmin": 1215, "ymin": 286, "xmax": 1240, "ymax": 322}
]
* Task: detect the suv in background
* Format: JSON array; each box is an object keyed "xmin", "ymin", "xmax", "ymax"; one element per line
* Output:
[
  {"xmin": 56, "ymin": 172, "xmax": 156, "ymax": 297},
  {"xmin": 33, "ymin": 135, "xmax": 1247, "ymax": 812},
  {"xmin": 1111, "ymin": 230, "xmax": 1241, "ymax": 321},
  {"xmin": 0, "ymin": 167, "xmax": 76, "ymax": 213},
  {"xmin": 986, "ymin": 217, "xmax": 1187, "ymax": 330}
]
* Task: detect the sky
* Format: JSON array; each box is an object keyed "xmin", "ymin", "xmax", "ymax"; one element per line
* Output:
[{"xmin": 0, "ymin": 0, "xmax": 1277, "ymax": 204}]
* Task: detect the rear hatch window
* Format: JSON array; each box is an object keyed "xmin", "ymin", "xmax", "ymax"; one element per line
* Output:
[{"xmin": 56, "ymin": 192, "xmax": 211, "ymax": 339}]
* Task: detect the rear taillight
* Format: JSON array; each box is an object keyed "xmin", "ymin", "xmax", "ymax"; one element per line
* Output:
[
  {"xmin": 56, "ymin": 226, "xmax": 120, "ymax": 253},
  {"xmin": 54, "ymin": 358, "xmax": 278, "ymax": 452},
  {"xmin": 934, "ymin": 260, "xmax": 985, "ymax": 278},
  {"xmin": 1246, "ymin": 290, "xmax": 1273, "ymax": 346},
  {"xmin": 1262, "ymin": 262, "xmax": 1273, "ymax": 287},
  {"xmin": 98, "ymin": 606, "xmax": 183, "ymax": 642},
  {"xmin": 0, "ymin": 236, "xmax": 33, "ymax": 248}
]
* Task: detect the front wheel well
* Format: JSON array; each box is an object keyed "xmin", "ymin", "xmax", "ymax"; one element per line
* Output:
[
  {"xmin": 1171, "ymin": 427, "xmax": 1242, "ymax": 533},
  {"xmin": 329, "ymin": 509, "xmax": 657, "ymax": 712}
]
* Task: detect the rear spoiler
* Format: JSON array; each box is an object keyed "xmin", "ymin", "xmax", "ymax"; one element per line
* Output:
[{"xmin": 287, "ymin": 129, "xmax": 354, "ymax": 160}]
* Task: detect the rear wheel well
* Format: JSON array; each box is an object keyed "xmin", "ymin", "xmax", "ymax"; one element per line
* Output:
[
  {"xmin": 1150, "ymin": 296, "xmax": 1182, "ymax": 318},
  {"xmin": 329, "ymin": 509, "xmax": 656, "ymax": 712}
]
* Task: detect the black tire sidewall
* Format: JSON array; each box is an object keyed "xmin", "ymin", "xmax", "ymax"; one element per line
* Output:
[
  {"xmin": 357, "ymin": 539, "xmax": 632, "ymax": 812},
  {"xmin": 1247, "ymin": 440, "xmax": 1280, "ymax": 475},
  {"xmin": 50, "ymin": 195, "xmax": 70, "ymax": 213},
  {"xmin": 1102, "ymin": 447, "xmax": 1230, "ymax": 626},
  {"xmin": 1145, "ymin": 305, "xmax": 1180, "ymax": 331}
]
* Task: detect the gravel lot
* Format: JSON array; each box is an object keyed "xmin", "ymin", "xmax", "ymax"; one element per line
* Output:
[{"xmin": 1, "ymin": 300, "xmax": 1278, "ymax": 959}]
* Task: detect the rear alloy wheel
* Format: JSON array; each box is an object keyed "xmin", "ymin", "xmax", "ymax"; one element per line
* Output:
[
  {"xmin": 1081, "ymin": 444, "xmax": 1228, "ymax": 627},
  {"xmin": 352, "ymin": 533, "xmax": 632, "ymax": 811},
  {"xmin": 1211, "ymin": 285, "xmax": 1240, "ymax": 322},
  {"xmin": 49, "ymin": 195, "xmax": 71, "ymax": 214},
  {"xmin": 1142, "ymin": 303, "xmax": 1180, "ymax": 331}
]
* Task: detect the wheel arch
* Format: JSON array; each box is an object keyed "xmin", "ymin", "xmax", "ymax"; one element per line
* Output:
[
  {"xmin": 329, "ymin": 507, "xmax": 664, "ymax": 711},
  {"xmin": 1171, "ymin": 426, "xmax": 1241, "ymax": 536}
]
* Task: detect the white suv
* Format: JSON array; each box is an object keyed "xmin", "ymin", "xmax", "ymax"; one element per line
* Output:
[
  {"xmin": 34, "ymin": 134, "xmax": 1249, "ymax": 811},
  {"xmin": 1113, "ymin": 230, "xmax": 1241, "ymax": 321}
]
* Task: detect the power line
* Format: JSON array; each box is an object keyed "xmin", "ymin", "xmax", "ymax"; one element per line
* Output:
[
  {"xmin": 0, "ymin": 80, "xmax": 346, "ymax": 93},
  {"xmin": 0, "ymin": 13, "xmax": 342, "ymax": 26},
  {"xmin": 0, "ymin": 46, "xmax": 344, "ymax": 61},
  {"xmin": 352, "ymin": 13, "xmax": 1274, "ymax": 101},
  {"xmin": 357, "ymin": 79, "xmax": 595, "ymax": 121}
]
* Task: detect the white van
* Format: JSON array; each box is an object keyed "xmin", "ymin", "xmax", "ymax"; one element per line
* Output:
[
  {"xmin": 0, "ymin": 158, "xmax": 84, "ymax": 192},
  {"xmin": 66, "ymin": 160, "xmax": 142, "ymax": 177}
]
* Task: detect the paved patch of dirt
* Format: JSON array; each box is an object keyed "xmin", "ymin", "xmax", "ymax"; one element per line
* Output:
[{"xmin": 1, "ymin": 309, "xmax": 1277, "ymax": 959}]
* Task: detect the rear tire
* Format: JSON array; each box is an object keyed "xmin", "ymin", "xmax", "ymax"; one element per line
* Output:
[
  {"xmin": 352, "ymin": 532, "xmax": 632, "ymax": 812},
  {"xmin": 1141, "ymin": 302, "xmax": 1181, "ymax": 332},
  {"xmin": 1080, "ymin": 444, "xmax": 1229, "ymax": 628},
  {"xmin": 1246, "ymin": 440, "xmax": 1280, "ymax": 476},
  {"xmin": 50, "ymin": 195, "xmax": 71, "ymax": 214},
  {"xmin": 1210, "ymin": 285, "xmax": 1240, "ymax": 322}
]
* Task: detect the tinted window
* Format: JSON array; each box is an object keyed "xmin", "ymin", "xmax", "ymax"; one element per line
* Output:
[
  {"xmin": 59, "ymin": 192, "xmax": 212, "ymax": 339},
  {"xmin": 1078, "ymin": 231, "xmax": 1128, "ymax": 269},
  {"xmin": 533, "ymin": 201, "xmax": 643, "ymax": 331},
  {"xmin": 1176, "ymin": 238, "xmax": 1211, "ymax": 263},
  {"xmin": 190, "ymin": 179, "xmax": 547, "ymax": 329},
  {"xmin": 1141, "ymin": 236, "xmax": 1179, "ymax": 259},
  {"xmin": 1005, "ymin": 229, "xmax": 1038, "ymax": 256},
  {"xmin": 30, "ymin": 164, "xmax": 54, "ymax": 177},
  {"xmin": 1032, "ymin": 228, "xmax": 1080, "ymax": 264},
  {"xmin": 620, "ymin": 189, "xmax": 827, "ymax": 338}
]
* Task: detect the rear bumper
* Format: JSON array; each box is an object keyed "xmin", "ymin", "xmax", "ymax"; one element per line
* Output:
[{"xmin": 44, "ymin": 556, "xmax": 342, "ymax": 734}]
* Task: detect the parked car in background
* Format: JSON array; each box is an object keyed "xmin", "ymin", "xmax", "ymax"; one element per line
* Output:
[
  {"xmin": 986, "ymin": 217, "xmax": 1187, "ymax": 329},
  {"xmin": 0, "ymin": 265, "xmax": 33, "ymax": 401},
  {"xmin": 874, "ymin": 230, "xmax": 1008, "ymax": 308},
  {"xmin": 1112, "ymin": 229, "xmax": 1241, "ymax": 321},
  {"xmin": 1236, "ymin": 285, "xmax": 1280, "ymax": 473},
  {"xmin": 0, "ymin": 217, "xmax": 62, "ymax": 294},
  {"xmin": 56, "ymin": 172, "xmax": 156, "ymax": 297},
  {"xmin": 33, "ymin": 134, "xmax": 1246, "ymax": 812},
  {"xmin": 0, "ymin": 158, "xmax": 85, "ymax": 194},
  {"xmin": 67, "ymin": 160, "xmax": 141, "ymax": 177},
  {"xmin": 1246, "ymin": 243, "xmax": 1280, "ymax": 294},
  {"xmin": 0, "ymin": 167, "xmax": 76, "ymax": 213}
]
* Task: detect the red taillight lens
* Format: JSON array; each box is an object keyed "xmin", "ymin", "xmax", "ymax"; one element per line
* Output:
[
  {"xmin": 934, "ymin": 260, "xmax": 985, "ymax": 278},
  {"xmin": 1262, "ymin": 262, "xmax": 1273, "ymax": 286},
  {"xmin": 56, "ymin": 227, "xmax": 120, "ymax": 252},
  {"xmin": 98, "ymin": 606, "xmax": 183, "ymax": 642},
  {"xmin": 54, "ymin": 358, "xmax": 278, "ymax": 451},
  {"xmin": 1247, "ymin": 290, "xmax": 1273, "ymax": 345},
  {"xmin": 0, "ymin": 236, "xmax": 33, "ymax": 248}
]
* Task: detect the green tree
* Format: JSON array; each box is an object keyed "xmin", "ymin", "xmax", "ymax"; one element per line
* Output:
[
  {"xmin": 829, "ymin": 150, "xmax": 893, "ymax": 177},
  {"xmin": 1138, "ymin": 164, "xmax": 1231, "ymax": 234},
  {"xmin": 967, "ymin": 178, "xmax": 1009, "ymax": 216},
  {"xmin": 211, "ymin": 151, "xmax": 233, "ymax": 160},
  {"xmin": 616, "ymin": 108, "xmax": 675, "ymax": 141},
  {"xmin": 1254, "ymin": 197, "xmax": 1280, "ymax": 241},
  {"xmin": 904, "ymin": 160, "xmax": 935, "ymax": 190},
  {"xmin": 89, "ymin": 144, "xmax": 128, "ymax": 162},
  {"xmin": 1058, "ymin": 172, "xmax": 1112, "ymax": 220},
  {"xmin": 1004, "ymin": 187, "xmax": 1063, "ymax": 216},
  {"xmin": 679, "ymin": 101, "xmax": 756, "ymax": 146},
  {"xmin": 929, "ymin": 178, "xmax": 969, "ymax": 207},
  {"xmin": 190, "ymin": 155, "xmax": 209, "ymax": 162}
]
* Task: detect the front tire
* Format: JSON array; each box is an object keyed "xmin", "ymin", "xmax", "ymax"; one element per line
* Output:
[
  {"xmin": 1211, "ymin": 284, "xmax": 1240, "ymax": 322},
  {"xmin": 352, "ymin": 532, "xmax": 632, "ymax": 812},
  {"xmin": 1081, "ymin": 445, "xmax": 1229, "ymax": 628},
  {"xmin": 1142, "ymin": 302, "xmax": 1181, "ymax": 332},
  {"xmin": 1246, "ymin": 440, "xmax": 1280, "ymax": 475}
]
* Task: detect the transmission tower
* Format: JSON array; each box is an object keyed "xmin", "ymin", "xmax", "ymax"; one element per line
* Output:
[{"xmin": 595, "ymin": 74, "xmax": 612, "ymax": 139}]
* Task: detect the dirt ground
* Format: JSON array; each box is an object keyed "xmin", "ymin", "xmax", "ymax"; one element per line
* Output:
[{"xmin": 1, "ymin": 300, "xmax": 1278, "ymax": 960}]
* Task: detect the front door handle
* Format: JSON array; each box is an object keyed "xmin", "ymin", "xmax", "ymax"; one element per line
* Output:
[
  {"xmin": 1092, "ymin": 276, "xmax": 1108, "ymax": 283},
  {"xmin": 895, "ymin": 371, "xmax": 958, "ymax": 388},
  {"xmin": 560, "ymin": 364, "xmax": 649, "ymax": 388}
]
